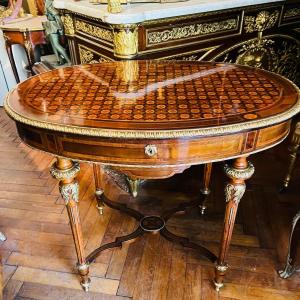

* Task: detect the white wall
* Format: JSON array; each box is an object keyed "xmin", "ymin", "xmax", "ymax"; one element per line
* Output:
[{"xmin": 0, "ymin": 29, "xmax": 29, "ymax": 106}]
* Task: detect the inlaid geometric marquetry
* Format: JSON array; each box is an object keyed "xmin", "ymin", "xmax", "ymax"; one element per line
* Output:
[{"xmin": 7, "ymin": 61, "xmax": 299, "ymax": 131}]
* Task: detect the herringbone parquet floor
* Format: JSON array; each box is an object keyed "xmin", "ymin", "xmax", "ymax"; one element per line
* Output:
[{"xmin": 0, "ymin": 108, "xmax": 299, "ymax": 300}]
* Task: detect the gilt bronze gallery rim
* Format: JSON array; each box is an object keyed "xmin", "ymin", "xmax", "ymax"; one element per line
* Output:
[{"xmin": 5, "ymin": 61, "xmax": 300, "ymax": 139}]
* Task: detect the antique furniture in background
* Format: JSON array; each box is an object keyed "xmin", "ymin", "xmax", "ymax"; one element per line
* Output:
[
  {"xmin": 282, "ymin": 122, "xmax": 300, "ymax": 190},
  {"xmin": 0, "ymin": 0, "xmax": 44, "ymax": 23},
  {"xmin": 54, "ymin": 0, "xmax": 300, "ymax": 85},
  {"xmin": 0, "ymin": 15, "xmax": 47, "ymax": 82},
  {"xmin": 278, "ymin": 210, "xmax": 300, "ymax": 279},
  {"xmin": 5, "ymin": 60, "xmax": 300, "ymax": 292},
  {"xmin": 279, "ymin": 122, "xmax": 300, "ymax": 279}
]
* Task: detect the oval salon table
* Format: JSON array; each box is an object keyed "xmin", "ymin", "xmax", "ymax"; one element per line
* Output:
[{"xmin": 4, "ymin": 60, "xmax": 300, "ymax": 292}]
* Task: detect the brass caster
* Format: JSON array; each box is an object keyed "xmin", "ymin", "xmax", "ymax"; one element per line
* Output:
[
  {"xmin": 95, "ymin": 189, "xmax": 104, "ymax": 215},
  {"xmin": 200, "ymin": 188, "xmax": 210, "ymax": 195},
  {"xmin": 213, "ymin": 281, "xmax": 223, "ymax": 292},
  {"xmin": 279, "ymin": 182, "xmax": 289, "ymax": 193},
  {"xmin": 278, "ymin": 263, "xmax": 295, "ymax": 279},
  {"xmin": 199, "ymin": 205, "xmax": 206, "ymax": 215},
  {"xmin": 81, "ymin": 278, "xmax": 91, "ymax": 292},
  {"xmin": 96, "ymin": 204, "xmax": 104, "ymax": 215},
  {"xmin": 199, "ymin": 188, "xmax": 210, "ymax": 215}
]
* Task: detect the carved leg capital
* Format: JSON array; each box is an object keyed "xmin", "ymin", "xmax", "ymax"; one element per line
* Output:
[
  {"xmin": 224, "ymin": 161, "xmax": 255, "ymax": 182},
  {"xmin": 51, "ymin": 158, "xmax": 90, "ymax": 291},
  {"xmin": 50, "ymin": 161, "xmax": 80, "ymax": 181},
  {"xmin": 214, "ymin": 157, "xmax": 254, "ymax": 291}
]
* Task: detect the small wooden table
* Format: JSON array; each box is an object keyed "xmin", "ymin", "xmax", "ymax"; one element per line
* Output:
[
  {"xmin": 0, "ymin": 16, "xmax": 47, "ymax": 83},
  {"xmin": 4, "ymin": 61, "xmax": 300, "ymax": 292}
]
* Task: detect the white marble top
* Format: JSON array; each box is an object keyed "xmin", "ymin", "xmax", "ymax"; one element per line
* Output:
[
  {"xmin": 53, "ymin": 0, "xmax": 282, "ymax": 24},
  {"xmin": 0, "ymin": 15, "xmax": 47, "ymax": 31}
]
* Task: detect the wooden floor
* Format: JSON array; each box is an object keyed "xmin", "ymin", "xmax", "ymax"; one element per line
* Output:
[{"xmin": 0, "ymin": 108, "xmax": 299, "ymax": 300}]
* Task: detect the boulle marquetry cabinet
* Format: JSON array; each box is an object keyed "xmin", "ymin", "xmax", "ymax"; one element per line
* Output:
[{"xmin": 54, "ymin": 0, "xmax": 300, "ymax": 85}]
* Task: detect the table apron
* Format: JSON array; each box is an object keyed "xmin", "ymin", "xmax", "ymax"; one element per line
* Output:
[{"xmin": 16, "ymin": 120, "xmax": 290, "ymax": 177}]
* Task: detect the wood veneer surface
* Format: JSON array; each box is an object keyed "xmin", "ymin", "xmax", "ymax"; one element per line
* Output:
[{"xmin": 5, "ymin": 61, "xmax": 299, "ymax": 131}]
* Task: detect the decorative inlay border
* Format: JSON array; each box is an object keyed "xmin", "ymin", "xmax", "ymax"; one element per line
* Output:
[
  {"xmin": 78, "ymin": 44, "xmax": 112, "ymax": 64},
  {"xmin": 147, "ymin": 18, "xmax": 238, "ymax": 45},
  {"xmin": 75, "ymin": 20, "xmax": 113, "ymax": 42}
]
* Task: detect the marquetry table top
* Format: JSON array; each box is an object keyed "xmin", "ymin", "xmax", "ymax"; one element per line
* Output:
[{"xmin": 5, "ymin": 61, "xmax": 300, "ymax": 139}]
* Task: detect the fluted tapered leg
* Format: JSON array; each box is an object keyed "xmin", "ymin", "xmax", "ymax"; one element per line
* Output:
[
  {"xmin": 50, "ymin": 158, "xmax": 90, "ymax": 291},
  {"xmin": 214, "ymin": 157, "xmax": 254, "ymax": 291}
]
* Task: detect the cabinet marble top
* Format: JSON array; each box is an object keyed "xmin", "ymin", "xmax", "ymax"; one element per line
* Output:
[{"xmin": 53, "ymin": 0, "xmax": 282, "ymax": 24}]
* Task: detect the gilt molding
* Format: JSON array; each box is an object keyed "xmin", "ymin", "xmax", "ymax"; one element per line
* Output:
[
  {"xmin": 50, "ymin": 161, "xmax": 80, "ymax": 181},
  {"xmin": 284, "ymin": 8, "xmax": 300, "ymax": 19},
  {"xmin": 224, "ymin": 162, "xmax": 255, "ymax": 181},
  {"xmin": 244, "ymin": 10, "xmax": 279, "ymax": 33},
  {"xmin": 75, "ymin": 20, "xmax": 113, "ymax": 42},
  {"xmin": 78, "ymin": 45, "xmax": 111, "ymax": 64},
  {"xmin": 147, "ymin": 18, "xmax": 238, "ymax": 45},
  {"xmin": 63, "ymin": 14, "xmax": 75, "ymax": 36}
]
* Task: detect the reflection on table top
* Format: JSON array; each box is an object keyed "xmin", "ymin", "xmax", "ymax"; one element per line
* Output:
[
  {"xmin": 5, "ymin": 60, "xmax": 300, "ymax": 138},
  {"xmin": 0, "ymin": 15, "xmax": 47, "ymax": 31}
]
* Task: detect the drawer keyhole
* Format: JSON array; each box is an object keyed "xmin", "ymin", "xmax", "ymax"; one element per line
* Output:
[{"xmin": 145, "ymin": 145, "xmax": 157, "ymax": 157}]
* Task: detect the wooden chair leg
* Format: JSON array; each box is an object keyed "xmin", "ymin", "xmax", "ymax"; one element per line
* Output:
[
  {"xmin": 281, "ymin": 122, "xmax": 300, "ymax": 191},
  {"xmin": 278, "ymin": 210, "xmax": 300, "ymax": 279},
  {"xmin": 199, "ymin": 163, "xmax": 212, "ymax": 214},
  {"xmin": 93, "ymin": 164, "xmax": 105, "ymax": 215}
]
